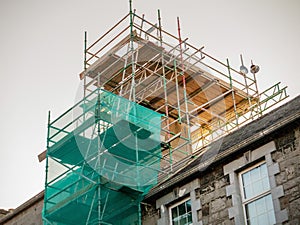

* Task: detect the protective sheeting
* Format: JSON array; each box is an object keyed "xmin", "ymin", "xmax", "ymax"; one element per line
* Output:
[{"xmin": 44, "ymin": 89, "xmax": 162, "ymax": 225}]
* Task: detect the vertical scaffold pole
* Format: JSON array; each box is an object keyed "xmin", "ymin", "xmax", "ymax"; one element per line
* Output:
[
  {"xmin": 158, "ymin": 10, "xmax": 172, "ymax": 170},
  {"xmin": 174, "ymin": 60, "xmax": 182, "ymax": 123},
  {"xmin": 129, "ymin": 0, "xmax": 136, "ymax": 102},
  {"xmin": 96, "ymin": 88, "xmax": 102, "ymax": 223},
  {"xmin": 177, "ymin": 17, "xmax": 191, "ymax": 142},
  {"xmin": 82, "ymin": 31, "xmax": 88, "ymax": 136},
  {"xmin": 250, "ymin": 60, "xmax": 262, "ymax": 116},
  {"xmin": 84, "ymin": 31, "xmax": 87, "ymax": 99},
  {"xmin": 227, "ymin": 59, "xmax": 239, "ymax": 126},
  {"xmin": 158, "ymin": 9, "xmax": 163, "ymax": 46},
  {"xmin": 129, "ymin": 5, "xmax": 141, "ymax": 225},
  {"xmin": 138, "ymin": 201, "xmax": 142, "ymax": 225},
  {"xmin": 43, "ymin": 111, "xmax": 51, "ymax": 223},
  {"xmin": 84, "ymin": 31, "xmax": 87, "ymax": 71}
]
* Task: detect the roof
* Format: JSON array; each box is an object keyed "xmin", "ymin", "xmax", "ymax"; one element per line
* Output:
[
  {"xmin": 0, "ymin": 191, "xmax": 44, "ymax": 224},
  {"xmin": 146, "ymin": 95, "xmax": 300, "ymax": 199}
]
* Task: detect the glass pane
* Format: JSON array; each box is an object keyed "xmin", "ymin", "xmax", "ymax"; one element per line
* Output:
[
  {"xmin": 246, "ymin": 194, "xmax": 275, "ymax": 225},
  {"xmin": 171, "ymin": 199, "xmax": 193, "ymax": 225},
  {"xmin": 178, "ymin": 217, "xmax": 184, "ymax": 225},
  {"xmin": 242, "ymin": 163, "xmax": 270, "ymax": 200},
  {"xmin": 258, "ymin": 213, "xmax": 268, "ymax": 225},
  {"xmin": 268, "ymin": 211, "xmax": 276, "ymax": 225},
  {"xmin": 248, "ymin": 217, "xmax": 258, "ymax": 225},
  {"xmin": 187, "ymin": 212, "xmax": 192, "ymax": 224},
  {"xmin": 266, "ymin": 194, "xmax": 273, "ymax": 210},
  {"xmin": 243, "ymin": 172, "xmax": 251, "ymax": 185},
  {"xmin": 172, "ymin": 207, "xmax": 178, "ymax": 219},
  {"xmin": 250, "ymin": 166, "xmax": 260, "ymax": 182},
  {"xmin": 252, "ymin": 180, "xmax": 264, "ymax": 196},
  {"xmin": 256, "ymin": 196, "xmax": 267, "ymax": 214},
  {"xmin": 246, "ymin": 201, "xmax": 258, "ymax": 225},
  {"xmin": 178, "ymin": 202, "xmax": 186, "ymax": 215},
  {"xmin": 261, "ymin": 164, "xmax": 267, "ymax": 176},
  {"xmin": 186, "ymin": 200, "xmax": 192, "ymax": 212},
  {"xmin": 246, "ymin": 201, "xmax": 256, "ymax": 217},
  {"xmin": 244, "ymin": 185, "xmax": 253, "ymax": 199},
  {"xmin": 173, "ymin": 220, "xmax": 179, "ymax": 225},
  {"xmin": 263, "ymin": 178, "xmax": 270, "ymax": 190}
]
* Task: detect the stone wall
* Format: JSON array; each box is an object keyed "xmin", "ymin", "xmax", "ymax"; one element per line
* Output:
[
  {"xmin": 196, "ymin": 164, "xmax": 232, "ymax": 225},
  {"xmin": 143, "ymin": 122, "xmax": 300, "ymax": 225},
  {"xmin": 142, "ymin": 165, "xmax": 233, "ymax": 225},
  {"xmin": 273, "ymin": 127, "xmax": 300, "ymax": 225},
  {"xmin": 0, "ymin": 198, "xmax": 43, "ymax": 225}
]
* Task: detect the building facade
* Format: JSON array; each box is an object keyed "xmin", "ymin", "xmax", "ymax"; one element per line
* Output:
[
  {"xmin": 1, "ymin": 95, "xmax": 299, "ymax": 225},
  {"xmin": 142, "ymin": 95, "xmax": 300, "ymax": 225},
  {"xmin": 0, "ymin": 191, "xmax": 43, "ymax": 225}
]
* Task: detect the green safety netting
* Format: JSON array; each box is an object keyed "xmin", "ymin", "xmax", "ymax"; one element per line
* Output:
[{"xmin": 43, "ymin": 89, "xmax": 162, "ymax": 225}]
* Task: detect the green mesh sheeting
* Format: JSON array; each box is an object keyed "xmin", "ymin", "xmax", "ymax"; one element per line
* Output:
[{"xmin": 43, "ymin": 89, "xmax": 162, "ymax": 225}]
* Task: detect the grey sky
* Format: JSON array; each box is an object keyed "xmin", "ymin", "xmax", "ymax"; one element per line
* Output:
[{"xmin": 0, "ymin": 0, "xmax": 299, "ymax": 209}]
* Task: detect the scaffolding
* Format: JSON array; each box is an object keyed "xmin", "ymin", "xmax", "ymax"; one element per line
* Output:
[{"xmin": 43, "ymin": 6, "xmax": 288, "ymax": 225}]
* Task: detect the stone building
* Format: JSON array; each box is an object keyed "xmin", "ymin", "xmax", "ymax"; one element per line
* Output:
[
  {"xmin": 0, "ymin": 191, "xmax": 43, "ymax": 225},
  {"xmin": 142, "ymin": 95, "xmax": 300, "ymax": 225},
  {"xmin": 0, "ymin": 95, "xmax": 299, "ymax": 225}
]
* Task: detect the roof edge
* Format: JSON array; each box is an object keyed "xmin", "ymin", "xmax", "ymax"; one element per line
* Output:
[
  {"xmin": 145, "ymin": 96, "xmax": 300, "ymax": 199},
  {"xmin": 0, "ymin": 190, "xmax": 44, "ymax": 224}
]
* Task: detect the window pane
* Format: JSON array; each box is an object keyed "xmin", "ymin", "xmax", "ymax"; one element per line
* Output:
[
  {"xmin": 171, "ymin": 200, "xmax": 192, "ymax": 225},
  {"xmin": 179, "ymin": 217, "xmax": 185, "ymax": 225},
  {"xmin": 266, "ymin": 194, "xmax": 273, "ymax": 210},
  {"xmin": 256, "ymin": 196, "xmax": 267, "ymax": 214},
  {"xmin": 252, "ymin": 180, "xmax": 264, "ymax": 196},
  {"xmin": 246, "ymin": 194, "xmax": 275, "ymax": 225},
  {"xmin": 268, "ymin": 211, "xmax": 276, "ymax": 225},
  {"xmin": 242, "ymin": 163, "xmax": 270, "ymax": 200},
  {"xmin": 187, "ymin": 212, "xmax": 192, "ymax": 223},
  {"xmin": 244, "ymin": 185, "xmax": 253, "ymax": 199},
  {"xmin": 243, "ymin": 172, "xmax": 251, "ymax": 185},
  {"xmin": 172, "ymin": 207, "xmax": 178, "ymax": 219},
  {"xmin": 248, "ymin": 217, "xmax": 258, "ymax": 225},
  {"xmin": 173, "ymin": 220, "xmax": 179, "ymax": 225},
  {"xmin": 261, "ymin": 164, "xmax": 267, "ymax": 176},
  {"xmin": 186, "ymin": 200, "xmax": 192, "ymax": 212},
  {"xmin": 258, "ymin": 213, "xmax": 268, "ymax": 224},
  {"xmin": 178, "ymin": 202, "xmax": 186, "ymax": 215},
  {"xmin": 263, "ymin": 178, "xmax": 270, "ymax": 190},
  {"xmin": 246, "ymin": 201, "xmax": 256, "ymax": 216},
  {"xmin": 250, "ymin": 166, "xmax": 260, "ymax": 182}
]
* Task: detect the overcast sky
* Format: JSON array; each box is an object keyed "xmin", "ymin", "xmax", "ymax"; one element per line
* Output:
[{"xmin": 0, "ymin": 0, "xmax": 299, "ymax": 210}]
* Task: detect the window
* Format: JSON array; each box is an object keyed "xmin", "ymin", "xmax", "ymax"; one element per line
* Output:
[
  {"xmin": 169, "ymin": 198, "xmax": 192, "ymax": 225},
  {"xmin": 239, "ymin": 162, "xmax": 276, "ymax": 225}
]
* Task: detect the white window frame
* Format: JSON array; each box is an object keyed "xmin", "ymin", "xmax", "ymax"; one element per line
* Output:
[
  {"xmin": 168, "ymin": 198, "xmax": 192, "ymax": 225},
  {"xmin": 238, "ymin": 161, "xmax": 275, "ymax": 225}
]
